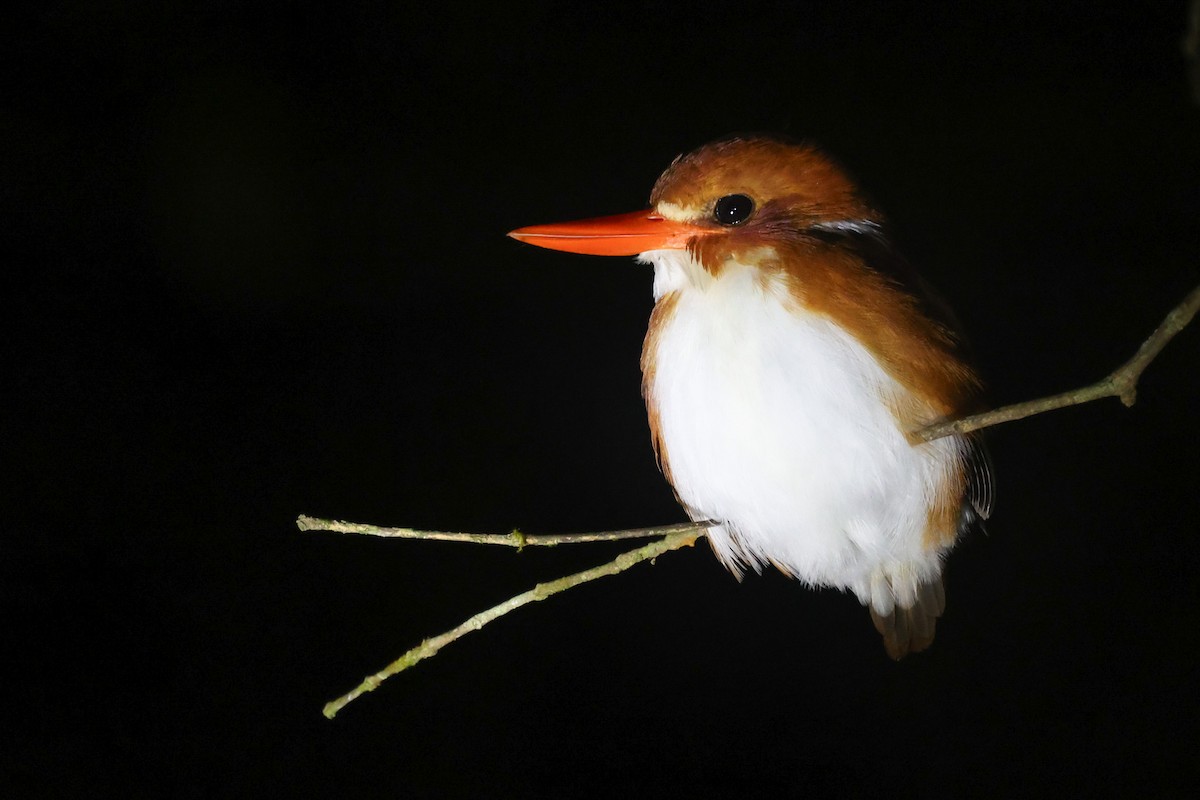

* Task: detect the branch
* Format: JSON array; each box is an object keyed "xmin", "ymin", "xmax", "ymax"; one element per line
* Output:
[
  {"xmin": 320, "ymin": 528, "xmax": 703, "ymax": 719},
  {"xmin": 917, "ymin": 283, "xmax": 1200, "ymax": 441},
  {"xmin": 306, "ymin": 282, "xmax": 1197, "ymax": 717},
  {"xmin": 297, "ymin": 515, "xmax": 706, "ymax": 547}
]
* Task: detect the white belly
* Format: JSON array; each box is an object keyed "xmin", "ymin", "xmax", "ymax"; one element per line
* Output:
[{"xmin": 642, "ymin": 250, "xmax": 965, "ymax": 605}]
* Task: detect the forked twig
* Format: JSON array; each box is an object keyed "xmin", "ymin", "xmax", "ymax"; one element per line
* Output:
[{"xmin": 319, "ymin": 529, "xmax": 702, "ymax": 719}]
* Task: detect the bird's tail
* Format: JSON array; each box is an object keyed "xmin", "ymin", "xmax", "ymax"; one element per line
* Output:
[{"xmin": 868, "ymin": 574, "xmax": 945, "ymax": 660}]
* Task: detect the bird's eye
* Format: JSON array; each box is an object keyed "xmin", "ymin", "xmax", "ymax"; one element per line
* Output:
[{"xmin": 713, "ymin": 194, "xmax": 754, "ymax": 226}]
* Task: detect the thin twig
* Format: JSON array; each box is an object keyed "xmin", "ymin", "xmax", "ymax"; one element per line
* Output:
[
  {"xmin": 297, "ymin": 515, "xmax": 707, "ymax": 547},
  {"xmin": 917, "ymin": 283, "xmax": 1200, "ymax": 441},
  {"xmin": 321, "ymin": 528, "xmax": 703, "ymax": 718}
]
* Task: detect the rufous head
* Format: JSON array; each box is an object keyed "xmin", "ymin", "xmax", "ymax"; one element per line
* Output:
[
  {"xmin": 509, "ymin": 135, "xmax": 980, "ymax": 420},
  {"xmin": 508, "ymin": 135, "xmax": 881, "ymax": 265}
]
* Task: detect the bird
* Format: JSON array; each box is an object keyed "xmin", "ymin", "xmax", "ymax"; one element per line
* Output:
[{"xmin": 508, "ymin": 135, "xmax": 991, "ymax": 659}]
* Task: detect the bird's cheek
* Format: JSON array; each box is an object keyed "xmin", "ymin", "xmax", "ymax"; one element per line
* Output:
[
  {"xmin": 690, "ymin": 236, "xmax": 780, "ymax": 279},
  {"xmin": 686, "ymin": 237, "xmax": 726, "ymax": 277}
]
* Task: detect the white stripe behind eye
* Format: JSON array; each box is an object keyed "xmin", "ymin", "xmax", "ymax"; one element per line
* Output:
[{"xmin": 810, "ymin": 219, "xmax": 884, "ymax": 236}]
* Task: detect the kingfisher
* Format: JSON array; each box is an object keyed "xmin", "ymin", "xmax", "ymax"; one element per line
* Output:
[{"xmin": 509, "ymin": 135, "xmax": 991, "ymax": 659}]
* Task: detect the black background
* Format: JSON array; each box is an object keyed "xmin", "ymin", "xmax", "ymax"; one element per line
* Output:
[{"xmin": 7, "ymin": 1, "xmax": 1200, "ymax": 796}]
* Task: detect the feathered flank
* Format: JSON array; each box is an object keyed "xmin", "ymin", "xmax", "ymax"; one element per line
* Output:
[{"xmin": 640, "ymin": 291, "xmax": 680, "ymax": 486}]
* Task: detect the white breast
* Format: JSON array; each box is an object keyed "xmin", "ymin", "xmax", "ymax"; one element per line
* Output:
[{"xmin": 641, "ymin": 249, "xmax": 966, "ymax": 606}]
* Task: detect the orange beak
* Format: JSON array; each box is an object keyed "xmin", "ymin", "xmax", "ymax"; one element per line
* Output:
[{"xmin": 507, "ymin": 210, "xmax": 701, "ymax": 256}]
